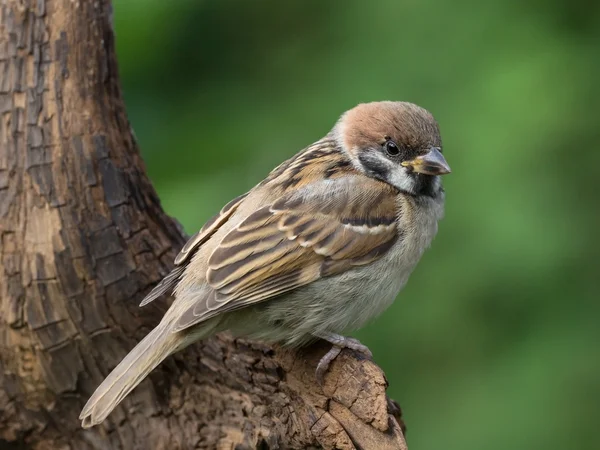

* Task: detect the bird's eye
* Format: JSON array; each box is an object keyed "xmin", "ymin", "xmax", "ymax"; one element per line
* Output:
[{"xmin": 384, "ymin": 140, "xmax": 400, "ymax": 156}]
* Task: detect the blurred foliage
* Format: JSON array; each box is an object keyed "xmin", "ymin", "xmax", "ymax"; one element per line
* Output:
[{"xmin": 113, "ymin": 1, "xmax": 600, "ymax": 449}]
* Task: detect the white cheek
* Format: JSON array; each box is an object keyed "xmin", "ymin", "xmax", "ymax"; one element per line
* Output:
[{"xmin": 388, "ymin": 166, "xmax": 416, "ymax": 192}]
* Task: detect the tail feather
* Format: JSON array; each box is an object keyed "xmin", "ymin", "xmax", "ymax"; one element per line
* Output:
[{"xmin": 80, "ymin": 325, "xmax": 175, "ymax": 428}]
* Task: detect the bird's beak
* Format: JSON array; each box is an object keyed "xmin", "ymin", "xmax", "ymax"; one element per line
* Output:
[{"xmin": 402, "ymin": 147, "xmax": 451, "ymax": 175}]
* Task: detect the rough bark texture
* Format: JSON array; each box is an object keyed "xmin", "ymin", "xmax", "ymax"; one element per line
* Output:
[{"xmin": 0, "ymin": 1, "xmax": 408, "ymax": 449}]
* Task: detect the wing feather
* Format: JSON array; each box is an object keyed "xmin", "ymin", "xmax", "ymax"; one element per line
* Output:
[
  {"xmin": 173, "ymin": 193, "xmax": 248, "ymax": 266},
  {"xmin": 138, "ymin": 193, "xmax": 247, "ymax": 307},
  {"xmin": 139, "ymin": 266, "xmax": 185, "ymax": 307},
  {"xmin": 174, "ymin": 177, "xmax": 400, "ymax": 330}
]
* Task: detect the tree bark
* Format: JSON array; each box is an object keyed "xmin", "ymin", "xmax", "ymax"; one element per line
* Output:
[{"xmin": 0, "ymin": 1, "xmax": 407, "ymax": 449}]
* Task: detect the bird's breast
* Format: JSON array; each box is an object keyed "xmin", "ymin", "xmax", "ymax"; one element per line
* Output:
[{"xmin": 334, "ymin": 193, "xmax": 445, "ymax": 330}]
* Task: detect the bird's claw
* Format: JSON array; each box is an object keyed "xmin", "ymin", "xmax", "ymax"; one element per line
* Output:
[
  {"xmin": 313, "ymin": 333, "xmax": 373, "ymax": 386},
  {"xmin": 316, "ymin": 345, "xmax": 342, "ymax": 386},
  {"xmin": 341, "ymin": 336, "xmax": 373, "ymax": 359}
]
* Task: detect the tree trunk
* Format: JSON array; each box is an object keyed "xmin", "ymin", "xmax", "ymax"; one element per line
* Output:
[{"xmin": 0, "ymin": 1, "xmax": 407, "ymax": 449}]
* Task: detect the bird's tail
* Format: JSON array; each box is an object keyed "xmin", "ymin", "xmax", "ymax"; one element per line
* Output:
[{"xmin": 79, "ymin": 323, "xmax": 200, "ymax": 428}]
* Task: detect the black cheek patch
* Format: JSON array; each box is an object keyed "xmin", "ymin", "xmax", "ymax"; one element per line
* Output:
[{"xmin": 358, "ymin": 153, "xmax": 389, "ymax": 182}]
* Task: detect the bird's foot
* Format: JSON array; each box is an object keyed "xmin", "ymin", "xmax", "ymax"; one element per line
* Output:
[{"xmin": 313, "ymin": 332, "xmax": 373, "ymax": 386}]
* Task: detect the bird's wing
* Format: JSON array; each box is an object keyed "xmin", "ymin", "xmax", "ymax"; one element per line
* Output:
[
  {"xmin": 139, "ymin": 193, "xmax": 248, "ymax": 306},
  {"xmin": 173, "ymin": 176, "xmax": 399, "ymax": 331}
]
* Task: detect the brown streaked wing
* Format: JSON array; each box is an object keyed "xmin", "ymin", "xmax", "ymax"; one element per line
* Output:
[
  {"xmin": 138, "ymin": 193, "xmax": 248, "ymax": 307},
  {"xmin": 174, "ymin": 176, "xmax": 400, "ymax": 331},
  {"xmin": 139, "ymin": 265, "xmax": 185, "ymax": 307},
  {"xmin": 174, "ymin": 193, "xmax": 248, "ymax": 266}
]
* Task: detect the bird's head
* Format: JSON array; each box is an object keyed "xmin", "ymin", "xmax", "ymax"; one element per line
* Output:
[{"xmin": 335, "ymin": 101, "xmax": 451, "ymax": 197}]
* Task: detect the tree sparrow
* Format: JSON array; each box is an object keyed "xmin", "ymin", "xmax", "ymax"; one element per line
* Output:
[{"xmin": 80, "ymin": 101, "xmax": 451, "ymax": 427}]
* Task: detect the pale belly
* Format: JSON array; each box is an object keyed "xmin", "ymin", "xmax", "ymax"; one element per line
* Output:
[
  {"xmin": 227, "ymin": 216, "xmax": 439, "ymax": 346},
  {"xmin": 212, "ymin": 194, "xmax": 444, "ymax": 346}
]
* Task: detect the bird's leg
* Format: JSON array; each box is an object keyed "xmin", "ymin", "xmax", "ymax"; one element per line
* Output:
[{"xmin": 313, "ymin": 332, "xmax": 373, "ymax": 385}]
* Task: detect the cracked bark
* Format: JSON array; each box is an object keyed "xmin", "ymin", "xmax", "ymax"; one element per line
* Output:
[{"xmin": 0, "ymin": 1, "xmax": 408, "ymax": 449}]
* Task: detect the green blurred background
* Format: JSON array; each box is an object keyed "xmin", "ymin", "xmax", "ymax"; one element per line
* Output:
[{"xmin": 113, "ymin": 1, "xmax": 599, "ymax": 449}]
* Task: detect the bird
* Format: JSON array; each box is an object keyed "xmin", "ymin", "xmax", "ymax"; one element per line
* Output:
[{"xmin": 79, "ymin": 100, "xmax": 451, "ymax": 428}]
